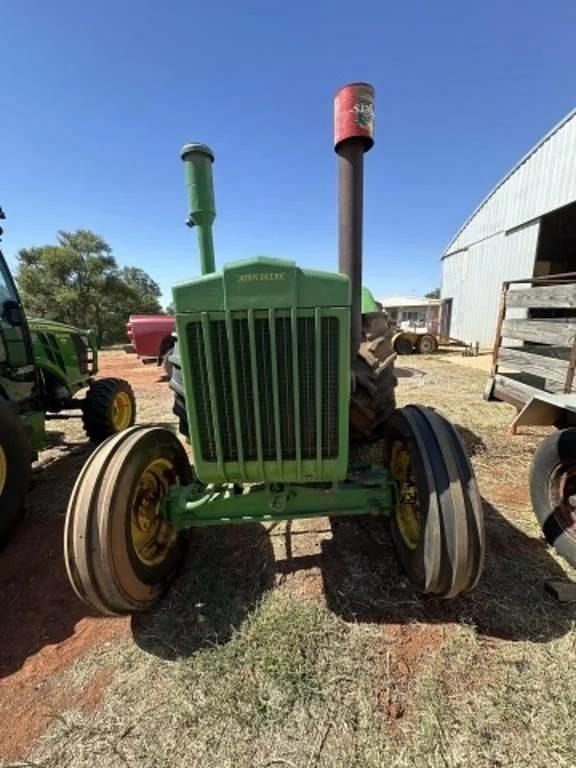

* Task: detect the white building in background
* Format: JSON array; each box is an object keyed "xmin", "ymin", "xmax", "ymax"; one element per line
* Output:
[
  {"xmin": 379, "ymin": 296, "xmax": 442, "ymax": 333},
  {"xmin": 441, "ymin": 108, "xmax": 576, "ymax": 347}
]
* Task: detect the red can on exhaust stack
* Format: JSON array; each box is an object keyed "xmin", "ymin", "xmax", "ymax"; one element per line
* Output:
[{"xmin": 334, "ymin": 82, "xmax": 375, "ymax": 151}]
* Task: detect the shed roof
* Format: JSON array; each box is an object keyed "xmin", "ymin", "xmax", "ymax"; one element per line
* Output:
[{"xmin": 443, "ymin": 108, "xmax": 576, "ymax": 258}]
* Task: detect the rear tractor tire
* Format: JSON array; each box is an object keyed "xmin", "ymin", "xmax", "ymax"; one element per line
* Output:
[
  {"xmin": 159, "ymin": 336, "xmax": 176, "ymax": 380},
  {"xmin": 350, "ymin": 313, "xmax": 397, "ymax": 443},
  {"xmin": 82, "ymin": 377, "xmax": 136, "ymax": 444},
  {"xmin": 0, "ymin": 401, "xmax": 33, "ymax": 546},
  {"xmin": 169, "ymin": 342, "xmax": 190, "ymax": 438},
  {"xmin": 384, "ymin": 405, "xmax": 485, "ymax": 597},
  {"xmin": 64, "ymin": 425, "xmax": 193, "ymax": 615},
  {"xmin": 529, "ymin": 428, "xmax": 576, "ymax": 568}
]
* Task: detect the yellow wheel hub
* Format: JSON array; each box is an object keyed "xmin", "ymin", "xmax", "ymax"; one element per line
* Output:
[
  {"xmin": 390, "ymin": 440, "xmax": 421, "ymax": 550},
  {"xmin": 0, "ymin": 444, "xmax": 6, "ymax": 496},
  {"xmin": 130, "ymin": 458, "xmax": 179, "ymax": 567},
  {"xmin": 111, "ymin": 391, "xmax": 133, "ymax": 431}
]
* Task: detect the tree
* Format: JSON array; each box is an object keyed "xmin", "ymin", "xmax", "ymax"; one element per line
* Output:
[
  {"xmin": 425, "ymin": 288, "xmax": 440, "ymax": 299},
  {"xmin": 16, "ymin": 230, "xmax": 162, "ymax": 344},
  {"xmin": 119, "ymin": 266, "xmax": 162, "ymax": 314}
]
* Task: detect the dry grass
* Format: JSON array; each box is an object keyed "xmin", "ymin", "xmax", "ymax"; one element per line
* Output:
[{"xmin": 8, "ymin": 354, "xmax": 576, "ymax": 768}]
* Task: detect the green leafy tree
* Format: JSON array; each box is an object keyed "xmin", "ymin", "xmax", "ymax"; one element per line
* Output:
[
  {"xmin": 16, "ymin": 230, "xmax": 162, "ymax": 344},
  {"xmin": 119, "ymin": 266, "xmax": 162, "ymax": 314},
  {"xmin": 425, "ymin": 288, "xmax": 440, "ymax": 299}
]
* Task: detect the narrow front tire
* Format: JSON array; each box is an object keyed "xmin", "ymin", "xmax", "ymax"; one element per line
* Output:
[{"xmin": 64, "ymin": 426, "xmax": 192, "ymax": 615}]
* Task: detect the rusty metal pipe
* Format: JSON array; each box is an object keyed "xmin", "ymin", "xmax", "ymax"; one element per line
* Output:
[
  {"xmin": 334, "ymin": 82, "xmax": 375, "ymax": 357},
  {"xmin": 337, "ymin": 139, "xmax": 365, "ymax": 354}
]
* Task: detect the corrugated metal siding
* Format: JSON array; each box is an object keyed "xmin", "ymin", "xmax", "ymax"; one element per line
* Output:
[
  {"xmin": 445, "ymin": 110, "xmax": 576, "ymax": 255},
  {"xmin": 441, "ymin": 221, "xmax": 539, "ymax": 346}
]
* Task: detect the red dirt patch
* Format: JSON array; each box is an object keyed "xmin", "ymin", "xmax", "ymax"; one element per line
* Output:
[
  {"xmin": 377, "ymin": 623, "xmax": 453, "ymax": 721},
  {"xmin": 80, "ymin": 665, "xmax": 115, "ymax": 710},
  {"xmin": 485, "ymin": 482, "xmax": 530, "ymax": 511},
  {"xmin": 0, "ymin": 351, "xmax": 148, "ymax": 761}
]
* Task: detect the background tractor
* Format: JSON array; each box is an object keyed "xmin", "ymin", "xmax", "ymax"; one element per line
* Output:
[
  {"xmin": 64, "ymin": 84, "xmax": 484, "ymax": 616},
  {"xmin": 0, "ymin": 207, "xmax": 136, "ymax": 544}
]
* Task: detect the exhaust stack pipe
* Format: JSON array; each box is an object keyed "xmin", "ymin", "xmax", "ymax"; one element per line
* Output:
[
  {"xmin": 334, "ymin": 83, "xmax": 375, "ymax": 356},
  {"xmin": 181, "ymin": 143, "xmax": 217, "ymax": 275}
]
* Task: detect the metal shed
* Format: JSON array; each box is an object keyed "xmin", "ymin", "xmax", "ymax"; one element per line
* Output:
[{"xmin": 441, "ymin": 108, "xmax": 576, "ymax": 347}]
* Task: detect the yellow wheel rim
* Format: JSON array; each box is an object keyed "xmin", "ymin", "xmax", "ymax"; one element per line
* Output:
[
  {"xmin": 130, "ymin": 458, "xmax": 179, "ymax": 567},
  {"xmin": 390, "ymin": 440, "xmax": 421, "ymax": 550},
  {"xmin": 0, "ymin": 444, "xmax": 6, "ymax": 496},
  {"xmin": 111, "ymin": 391, "xmax": 133, "ymax": 431}
]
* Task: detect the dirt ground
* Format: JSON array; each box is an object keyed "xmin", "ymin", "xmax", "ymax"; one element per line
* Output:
[
  {"xmin": 1, "ymin": 350, "xmax": 575, "ymax": 766},
  {"xmin": 0, "ymin": 352, "xmax": 172, "ymax": 761}
]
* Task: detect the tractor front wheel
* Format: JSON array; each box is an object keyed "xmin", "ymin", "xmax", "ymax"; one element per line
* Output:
[
  {"xmin": 384, "ymin": 405, "xmax": 485, "ymax": 597},
  {"xmin": 0, "ymin": 401, "xmax": 33, "ymax": 546},
  {"xmin": 64, "ymin": 425, "xmax": 192, "ymax": 615},
  {"xmin": 82, "ymin": 377, "xmax": 136, "ymax": 443}
]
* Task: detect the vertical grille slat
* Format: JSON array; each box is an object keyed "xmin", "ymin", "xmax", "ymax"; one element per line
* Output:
[
  {"xmin": 321, "ymin": 317, "xmax": 339, "ymax": 457},
  {"xmin": 247, "ymin": 310, "xmax": 265, "ymax": 475},
  {"xmin": 268, "ymin": 309, "xmax": 283, "ymax": 468},
  {"xmin": 187, "ymin": 311, "xmax": 340, "ymax": 470},
  {"xmin": 291, "ymin": 309, "xmax": 302, "ymax": 475},
  {"xmin": 187, "ymin": 321, "xmax": 217, "ymax": 461},
  {"xmin": 225, "ymin": 312, "xmax": 245, "ymax": 473}
]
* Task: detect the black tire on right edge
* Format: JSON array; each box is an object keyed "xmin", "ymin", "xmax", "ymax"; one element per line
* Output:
[
  {"xmin": 0, "ymin": 400, "xmax": 32, "ymax": 546},
  {"xmin": 384, "ymin": 405, "xmax": 485, "ymax": 597},
  {"xmin": 530, "ymin": 428, "xmax": 576, "ymax": 568}
]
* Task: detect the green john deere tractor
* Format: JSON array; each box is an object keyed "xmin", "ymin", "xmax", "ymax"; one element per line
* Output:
[
  {"xmin": 0, "ymin": 208, "xmax": 136, "ymax": 544},
  {"xmin": 64, "ymin": 83, "xmax": 484, "ymax": 616}
]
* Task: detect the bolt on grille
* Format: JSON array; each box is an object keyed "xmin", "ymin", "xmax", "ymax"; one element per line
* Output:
[{"xmin": 187, "ymin": 311, "xmax": 340, "ymax": 467}]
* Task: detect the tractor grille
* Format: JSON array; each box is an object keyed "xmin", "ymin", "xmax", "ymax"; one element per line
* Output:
[{"xmin": 186, "ymin": 311, "xmax": 340, "ymax": 468}]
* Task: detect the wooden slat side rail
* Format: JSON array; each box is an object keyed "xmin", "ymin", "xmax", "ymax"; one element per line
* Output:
[
  {"xmin": 506, "ymin": 283, "xmax": 576, "ymax": 309},
  {"xmin": 498, "ymin": 348, "xmax": 570, "ymax": 385},
  {"xmin": 521, "ymin": 345, "xmax": 571, "ymax": 360},
  {"xmin": 501, "ymin": 319, "xmax": 576, "ymax": 347},
  {"xmin": 492, "ymin": 374, "xmax": 536, "ymax": 409}
]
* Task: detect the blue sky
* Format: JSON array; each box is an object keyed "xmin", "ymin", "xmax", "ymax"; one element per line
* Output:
[{"xmin": 2, "ymin": 1, "xmax": 575, "ymax": 307}]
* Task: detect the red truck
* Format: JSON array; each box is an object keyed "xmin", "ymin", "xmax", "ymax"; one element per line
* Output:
[{"xmin": 125, "ymin": 314, "xmax": 175, "ymax": 375}]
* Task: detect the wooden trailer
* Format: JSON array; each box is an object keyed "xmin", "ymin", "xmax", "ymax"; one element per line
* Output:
[
  {"xmin": 486, "ymin": 272, "xmax": 576, "ymax": 433},
  {"xmin": 485, "ymin": 272, "xmax": 576, "ymax": 574}
]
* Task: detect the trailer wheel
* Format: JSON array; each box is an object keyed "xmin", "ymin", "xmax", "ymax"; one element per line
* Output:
[
  {"xmin": 64, "ymin": 426, "xmax": 193, "ymax": 615},
  {"xmin": 417, "ymin": 334, "xmax": 437, "ymax": 354},
  {"xmin": 350, "ymin": 319, "xmax": 397, "ymax": 442},
  {"xmin": 384, "ymin": 405, "xmax": 484, "ymax": 597},
  {"xmin": 530, "ymin": 428, "xmax": 576, "ymax": 568},
  {"xmin": 0, "ymin": 401, "xmax": 33, "ymax": 546},
  {"xmin": 393, "ymin": 335, "xmax": 414, "ymax": 355},
  {"xmin": 82, "ymin": 378, "xmax": 136, "ymax": 443}
]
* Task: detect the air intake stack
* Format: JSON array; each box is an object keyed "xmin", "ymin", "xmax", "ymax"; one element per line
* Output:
[{"xmin": 181, "ymin": 143, "xmax": 217, "ymax": 275}]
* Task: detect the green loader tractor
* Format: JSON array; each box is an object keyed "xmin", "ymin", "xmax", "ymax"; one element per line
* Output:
[
  {"xmin": 64, "ymin": 83, "xmax": 485, "ymax": 616},
  {"xmin": 0, "ymin": 208, "xmax": 136, "ymax": 543}
]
